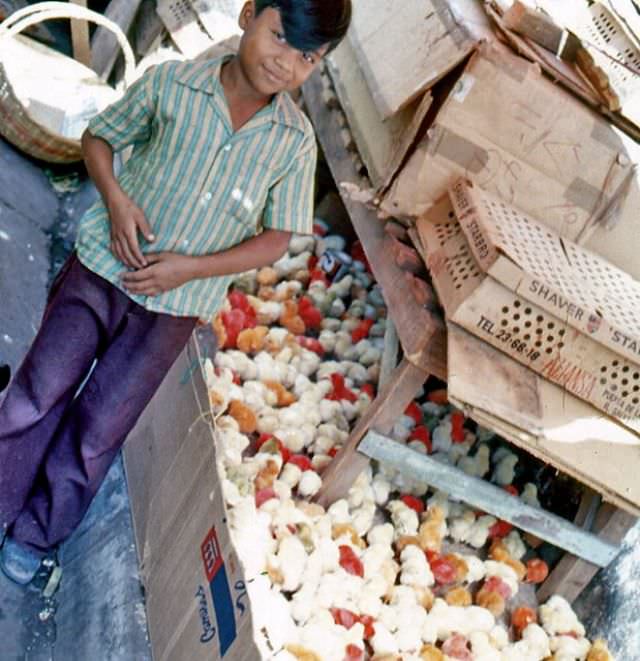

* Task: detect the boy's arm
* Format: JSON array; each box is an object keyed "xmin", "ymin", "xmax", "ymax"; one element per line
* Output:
[
  {"xmin": 120, "ymin": 229, "xmax": 291, "ymax": 297},
  {"xmin": 82, "ymin": 130, "xmax": 155, "ymax": 270}
]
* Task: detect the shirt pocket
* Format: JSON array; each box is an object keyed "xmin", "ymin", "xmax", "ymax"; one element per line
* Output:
[{"xmin": 224, "ymin": 160, "xmax": 273, "ymax": 230}]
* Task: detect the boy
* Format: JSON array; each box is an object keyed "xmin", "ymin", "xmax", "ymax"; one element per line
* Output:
[{"xmin": 0, "ymin": 0, "xmax": 351, "ymax": 586}]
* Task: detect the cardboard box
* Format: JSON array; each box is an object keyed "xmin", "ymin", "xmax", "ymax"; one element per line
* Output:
[
  {"xmin": 347, "ymin": 0, "xmax": 480, "ymax": 118},
  {"xmin": 418, "ymin": 185, "xmax": 640, "ymax": 433},
  {"xmin": 383, "ymin": 42, "xmax": 640, "ymax": 280},
  {"xmin": 124, "ymin": 331, "xmax": 260, "ymax": 661}
]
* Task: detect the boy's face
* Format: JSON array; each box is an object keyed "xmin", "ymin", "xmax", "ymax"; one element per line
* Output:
[{"xmin": 238, "ymin": 2, "xmax": 328, "ymax": 97}]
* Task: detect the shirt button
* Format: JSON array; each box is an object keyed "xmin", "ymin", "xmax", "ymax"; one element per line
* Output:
[
  {"xmin": 203, "ymin": 192, "xmax": 212, "ymax": 202},
  {"xmin": 223, "ymin": 144, "xmax": 231, "ymax": 152}
]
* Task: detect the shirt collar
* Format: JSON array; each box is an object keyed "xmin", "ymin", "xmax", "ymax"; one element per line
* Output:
[{"xmin": 175, "ymin": 55, "xmax": 308, "ymax": 134}]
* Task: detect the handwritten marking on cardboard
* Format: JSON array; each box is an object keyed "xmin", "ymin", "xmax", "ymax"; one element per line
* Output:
[{"xmin": 540, "ymin": 355, "xmax": 597, "ymax": 400}]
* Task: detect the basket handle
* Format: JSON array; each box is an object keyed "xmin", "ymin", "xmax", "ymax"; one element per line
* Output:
[{"xmin": 0, "ymin": 1, "xmax": 136, "ymax": 87}]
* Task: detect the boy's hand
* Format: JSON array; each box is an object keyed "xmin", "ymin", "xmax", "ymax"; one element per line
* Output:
[
  {"xmin": 120, "ymin": 252, "xmax": 195, "ymax": 296},
  {"xmin": 107, "ymin": 192, "xmax": 155, "ymax": 269}
]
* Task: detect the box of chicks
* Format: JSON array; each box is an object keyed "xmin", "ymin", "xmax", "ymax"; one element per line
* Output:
[{"xmin": 124, "ymin": 216, "xmax": 614, "ymax": 661}]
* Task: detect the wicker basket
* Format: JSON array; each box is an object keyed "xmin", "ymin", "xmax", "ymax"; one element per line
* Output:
[{"xmin": 0, "ymin": 2, "xmax": 136, "ymax": 163}]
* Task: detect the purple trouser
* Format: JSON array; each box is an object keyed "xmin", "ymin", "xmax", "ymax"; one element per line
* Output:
[{"xmin": 0, "ymin": 254, "xmax": 197, "ymax": 555}]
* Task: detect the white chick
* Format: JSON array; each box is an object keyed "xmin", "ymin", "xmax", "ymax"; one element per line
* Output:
[
  {"xmin": 503, "ymin": 530, "xmax": 527, "ymax": 560},
  {"xmin": 280, "ymin": 463, "xmax": 302, "ymax": 489},
  {"xmin": 521, "ymin": 482, "xmax": 541, "ymax": 508},
  {"xmin": 549, "ymin": 634, "xmax": 591, "ymax": 660},
  {"xmin": 318, "ymin": 329, "xmax": 337, "ymax": 353},
  {"xmin": 328, "ymin": 274, "xmax": 353, "ymax": 299},
  {"xmin": 469, "ymin": 631, "xmax": 502, "ymax": 661},
  {"xmin": 387, "ymin": 499, "xmax": 419, "ymax": 538},
  {"xmin": 539, "ymin": 595, "xmax": 586, "ymax": 638},
  {"xmin": 427, "ymin": 491, "xmax": 453, "ymax": 518},
  {"xmin": 370, "ymin": 623, "xmax": 399, "ymax": 657},
  {"xmin": 432, "ymin": 422, "xmax": 453, "ymax": 453},
  {"xmin": 399, "ymin": 545, "xmax": 435, "ymax": 589},
  {"xmin": 203, "ymin": 361, "xmax": 234, "ymax": 414},
  {"xmin": 459, "ymin": 554, "xmax": 487, "ymax": 584},
  {"xmin": 289, "ymin": 549, "xmax": 323, "ymax": 624},
  {"xmin": 297, "ymin": 470, "xmax": 322, "ymax": 498},
  {"xmin": 289, "ymin": 234, "xmax": 315, "ymax": 255},
  {"xmin": 321, "ymin": 317, "xmax": 341, "ymax": 332},
  {"xmin": 256, "ymin": 408, "xmax": 280, "ymax": 435},
  {"xmin": 449, "ymin": 509, "xmax": 476, "ymax": 543},
  {"xmin": 273, "ymin": 251, "xmax": 311, "ymax": 279},
  {"xmin": 371, "ymin": 472, "xmax": 392, "ymax": 505},
  {"xmin": 327, "ymin": 499, "xmax": 351, "ymax": 525},
  {"xmin": 425, "ymin": 599, "xmax": 495, "ymax": 640},
  {"xmin": 215, "ymin": 426, "xmax": 250, "ymax": 467},
  {"xmin": 351, "ymin": 501, "xmax": 377, "ymax": 537},
  {"xmin": 367, "ymin": 523, "xmax": 395, "ymax": 547},
  {"xmin": 345, "ymin": 361, "xmax": 369, "ymax": 385},
  {"xmin": 458, "ymin": 443, "xmax": 491, "ymax": 478},
  {"xmin": 316, "ymin": 535, "xmax": 340, "ymax": 573},
  {"xmin": 492, "ymin": 451, "xmax": 519, "ymax": 486},
  {"xmin": 362, "ymin": 542, "xmax": 394, "ymax": 580},
  {"xmin": 489, "ymin": 625, "xmax": 509, "ymax": 650},
  {"xmin": 229, "ymin": 499, "xmax": 275, "ymax": 579},
  {"xmin": 484, "ymin": 560, "xmax": 519, "ymax": 598},
  {"xmin": 214, "ymin": 350, "xmax": 258, "ymax": 381},
  {"xmin": 466, "ymin": 514, "xmax": 497, "ymax": 548},
  {"xmin": 247, "ymin": 575, "xmax": 298, "ymax": 657},
  {"xmin": 270, "ymin": 535, "xmax": 307, "ymax": 592},
  {"xmin": 297, "ymin": 610, "xmax": 365, "ymax": 661},
  {"xmin": 311, "ymin": 454, "xmax": 332, "ymax": 473},
  {"xmin": 247, "ymin": 296, "xmax": 282, "ymax": 325}
]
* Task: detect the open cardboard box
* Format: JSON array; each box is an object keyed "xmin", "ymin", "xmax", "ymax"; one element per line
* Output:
[{"xmin": 124, "ymin": 329, "xmax": 260, "ymax": 661}]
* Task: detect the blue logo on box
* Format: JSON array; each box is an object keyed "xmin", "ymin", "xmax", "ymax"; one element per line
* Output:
[{"xmin": 200, "ymin": 526, "xmax": 237, "ymax": 656}]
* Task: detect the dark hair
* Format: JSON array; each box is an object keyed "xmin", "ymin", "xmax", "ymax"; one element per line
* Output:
[{"xmin": 254, "ymin": 0, "xmax": 352, "ymax": 53}]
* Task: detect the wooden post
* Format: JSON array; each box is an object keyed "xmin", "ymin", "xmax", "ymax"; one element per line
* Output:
[
  {"xmin": 537, "ymin": 502, "xmax": 637, "ymax": 603},
  {"xmin": 91, "ymin": 0, "xmax": 142, "ymax": 80},
  {"xmin": 315, "ymin": 358, "xmax": 427, "ymax": 507},
  {"xmin": 70, "ymin": 0, "xmax": 91, "ymax": 67}
]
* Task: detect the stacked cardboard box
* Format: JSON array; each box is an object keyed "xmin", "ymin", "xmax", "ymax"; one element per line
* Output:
[{"xmin": 419, "ymin": 179, "xmax": 640, "ymax": 433}]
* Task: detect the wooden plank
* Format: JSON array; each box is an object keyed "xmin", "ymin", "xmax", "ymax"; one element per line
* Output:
[
  {"xmin": 446, "ymin": 324, "xmax": 640, "ymax": 515},
  {"xmin": 360, "ymin": 431, "xmax": 620, "ymax": 567},
  {"xmin": 303, "ymin": 69, "xmax": 447, "ymax": 378},
  {"xmin": 537, "ymin": 504, "xmax": 637, "ymax": 603},
  {"xmin": 70, "ymin": 0, "xmax": 91, "ymax": 67},
  {"xmin": 315, "ymin": 358, "xmax": 427, "ymax": 508},
  {"xmin": 91, "ymin": 0, "xmax": 142, "ymax": 79},
  {"xmin": 502, "ymin": 1, "xmax": 577, "ymax": 57},
  {"xmin": 133, "ymin": 0, "xmax": 165, "ymax": 58},
  {"xmin": 378, "ymin": 320, "xmax": 399, "ymax": 390}
]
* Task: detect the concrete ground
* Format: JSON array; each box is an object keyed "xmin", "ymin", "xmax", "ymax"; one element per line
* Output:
[
  {"xmin": 1, "ymin": 133, "xmax": 639, "ymax": 659},
  {"xmin": 0, "ymin": 137, "xmax": 151, "ymax": 661}
]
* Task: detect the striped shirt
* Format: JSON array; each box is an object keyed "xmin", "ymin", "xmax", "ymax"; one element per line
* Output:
[{"xmin": 76, "ymin": 55, "xmax": 317, "ymax": 319}]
